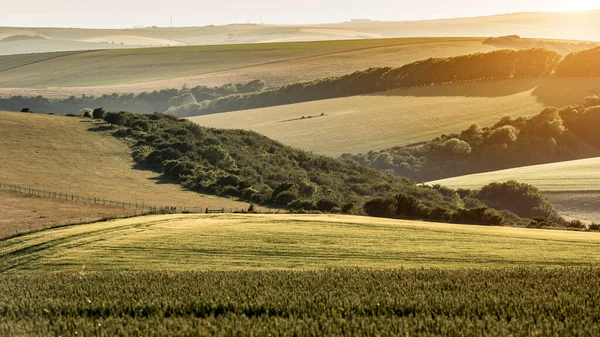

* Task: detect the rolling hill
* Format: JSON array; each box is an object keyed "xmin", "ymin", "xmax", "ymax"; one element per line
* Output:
[
  {"xmin": 0, "ymin": 111, "xmax": 247, "ymax": 210},
  {"xmin": 1, "ymin": 10, "xmax": 599, "ymax": 56},
  {"xmin": 0, "ymin": 37, "xmax": 496, "ymax": 98},
  {"xmin": 2, "ymin": 213, "xmax": 600, "ymax": 273},
  {"xmin": 429, "ymin": 157, "xmax": 600, "ymax": 222},
  {"xmin": 191, "ymin": 77, "xmax": 600, "ymax": 156}
]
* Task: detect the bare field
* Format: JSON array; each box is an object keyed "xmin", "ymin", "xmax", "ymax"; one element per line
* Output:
[
  {"xmin": 0, "ymin": 111, "xmax": 247, "ymax": 209},
  {"xmin": 0, "ymin": 190, "xmax": 136, "ymax": 240},
  {"xmin": 2, "ymin": 213, "xmax": 600, "ymax": 273},
  {"xmin": 0, "ymin": 38, "xmax": 494, "ymax": 96},
  {"xmin": 192, "ymin": 78, "xmax": 600, "ymax": 156}
]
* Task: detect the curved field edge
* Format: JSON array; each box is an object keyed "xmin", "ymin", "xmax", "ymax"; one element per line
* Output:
[
  {"xmin": 2, "ymin": 213, "xmax": 600, "ymax": 273},
  {"xmin": 0, "ymin": 37, "xmax": 494, "ymax": 94},
  {"xmin": 191, "ymin": 77, "xmax": 600, "ymax": 156}
]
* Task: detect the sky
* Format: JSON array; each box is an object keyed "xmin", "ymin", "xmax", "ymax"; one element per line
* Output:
[{"xmin": 0, "ymin": 0, "xmax": 599, "ymax": 28}]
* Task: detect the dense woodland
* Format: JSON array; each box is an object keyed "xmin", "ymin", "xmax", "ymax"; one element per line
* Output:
[
  {"xmin": 342, "ymin": 96, "xmax": 600, "ymax": 183},
  {"xmin": 103, "ymin": 111, "xmax": 561, "ymax": 227}
]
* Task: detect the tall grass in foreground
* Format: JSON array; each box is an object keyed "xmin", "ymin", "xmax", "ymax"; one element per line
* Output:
[{"xmin": 1, "ymin": 269, "xmax": 599, "ymax": 336}]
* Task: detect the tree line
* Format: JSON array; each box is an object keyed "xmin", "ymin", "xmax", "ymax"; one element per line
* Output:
[
  {"xmin": 183, "ymin": 48, "xmax": 562, "ymax": 115},
  {"xmin": 0, "ymin": 80, "xmax": 266, "ymax": 116}
]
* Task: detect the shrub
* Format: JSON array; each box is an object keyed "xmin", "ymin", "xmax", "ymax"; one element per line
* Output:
[
  {"xmin": 589, "ymin": 223, "xmax": 600, "ymax": 231},
  {"xmin": 20, "ymin": 108, "xmax": 32, "ymax": 113},
  {"xmin": 567, "ymin": 220, "xmax": 586, "ymax": 230},
  {"xmin": 274, "ymin": 191, "xmax": 299, "ymax": 206},
  {"xmin": 92, "ymin": 107, "xmax": 106, "ymax": 119},
  {"xmin": 363, "ymin": 198, "xmax": 396, "ymax": 218},
  {"xmin": 476, "ymin": 181, "xmax": 557, "ymax": 219},
  {"xmin": 316, "ymin": 199, "xmax": 340, "ymax": 212}
]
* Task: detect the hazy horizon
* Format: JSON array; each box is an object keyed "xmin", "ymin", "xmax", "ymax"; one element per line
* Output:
[{"xmin": 1, "ymin": 0, "xmax": 599, "ymax": 29}]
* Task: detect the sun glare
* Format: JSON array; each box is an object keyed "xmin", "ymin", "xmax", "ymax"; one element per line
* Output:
[{"xmin": 554, "ymin": 0, "xmax": 599, "ymax": 12}]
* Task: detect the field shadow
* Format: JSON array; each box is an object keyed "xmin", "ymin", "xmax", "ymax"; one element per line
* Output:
[
  {"xmin": 374, "ymin": 79, "xmax": 541, "ymax": 98},
  {"xmin": 371, "ymin": 77, "xmax": 600, "ymax": 107},
  {"xmin": 530, "ymin": 77, "xmax": 600, "ymax": 107}
]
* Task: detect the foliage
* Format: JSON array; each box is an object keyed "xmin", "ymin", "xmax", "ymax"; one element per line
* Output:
[
  {"xmin": 0, "ymin": 80, "xmax": 266, "ymax": 116},
  {"xmin": 92, "ymin": 107, "xmax": 106, "ymax": 119},
  {"xmin": 342, "ymin": 96, "xmax": 600, "ymax": 182},
  {"xmin": 2, "ymin": 269, "xmax": 600, "ymax": 336},
  {"xmin": 189, "ymin": 48, "xmax": 562, "ymax": 115},
  {"xmin": 476, "ymin": 181, "xmax": 557, "ymax": 220},
  {"xmin": 104, "ymin": 112, "xmax": 463, "ymax": 215},
  {"xmin": 556, "ymin": 47, "xmax": 600, "ymax": 77},
  {"xmin": 483, "ymin": 35, "xmax": 599, "ymax": 54}
]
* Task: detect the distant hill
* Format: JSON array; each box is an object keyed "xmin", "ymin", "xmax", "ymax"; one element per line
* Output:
[
  {"xmin": 0, "ymin": 10, "xmax": 598, "ymax": 56},
  {"xmin": 0, "ymin": 34, "xmax": 46, "ymax": 42}
]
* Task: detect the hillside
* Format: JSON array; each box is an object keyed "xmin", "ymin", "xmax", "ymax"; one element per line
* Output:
[
  {"xmin": 0, "ymin": 190, "xmax": 136, "ymax": 240},
  {"xmin": 0, "ymin": 37, "xmax": 495, "ymax": 97},
  {"xmin": 429, "ymin": 157, "xmax": 600, "ymax": 222},
  {"xmin": 1, "ymin": 10, "xmax": 599, "ymax": 56},
  {"xmin": 2, "ymin": 213, "xmax": 600, "ymax": 273},
  {"xmin": 192, "ymin": 78, "xmax": 600, "ymax": 156},
  {"xmin": 0, "ymin": 111, "xmax": 247, "ymax": 210}
]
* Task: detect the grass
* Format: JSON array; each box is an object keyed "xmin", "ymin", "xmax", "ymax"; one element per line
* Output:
[
  {"xmin": 428, "ymin": 157, "xmax": 600, "ymax": 222},
  {"xmin": 0, "ymin": 111, "xmax": 247, "ymax": 210},
  {"xmin": 2, "ymin": 269, "xmax": 600, "ymax": 336},
  {"xmin": 2, "ymin": 213, "xmax": 600, "ymax": 273},
  {"xmin": 429, "ymin": 157, "xmax": 600, "ymax": 192},
  {"xmin": 0, "ymin": 37, "xmax": 493, "ymax": 93},
  {"xmin": 0, "ymin": 190, "xmax": 137, "ymax": 240},
  {"xmin": 191, "ymin": 77, "xmax": 600, "ymax": 156}
]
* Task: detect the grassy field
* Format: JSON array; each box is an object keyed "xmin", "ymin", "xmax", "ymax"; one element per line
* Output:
[
  {"xmin": 0, "ymin": 111, "xmax": 246, "ymax": 210},
  {"xmin": 429, "ymin": 157, "xmax": 600, "ymax": 222},
  {"xmin": 192, "ymin": 77, "xmax": 600, "ymax": 156},
  {"xmin": 0, "ymin": 190, "xmax": 137, "ymax": 240},
  {"xmin": 3, "ymin": 213, "xmax": 600, "ymax": 273},
  {"xmin": 2, "ymin": 269, "xmax": 600, "ymax": 336},
  {"xmin": 0, "ymin": 37, "xmax": 494, "ymax": 96}
]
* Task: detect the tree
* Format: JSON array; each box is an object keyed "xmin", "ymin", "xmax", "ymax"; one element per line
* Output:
[{"xmin": 92, "ymin": 108, "xmax": 106, "ymax": 119}]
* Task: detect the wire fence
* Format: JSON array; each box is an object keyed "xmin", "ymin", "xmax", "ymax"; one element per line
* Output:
[{"xmin": 0, "ymin": 182, "xmax": 253, "ymax": 214}]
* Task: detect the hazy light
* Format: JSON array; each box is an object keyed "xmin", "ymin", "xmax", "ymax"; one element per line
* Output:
[{"xmin": 0, "ymin": 0, "xmax": 598, "ymax": 28}]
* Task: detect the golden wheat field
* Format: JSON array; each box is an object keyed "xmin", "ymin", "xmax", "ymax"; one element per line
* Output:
[
  {"xmin": 192, "ymin": 78, "xmax": 600, "ymax": 156},
  {"xmin": 0, "ymin": 111, "xmax": 246, "ymax": 210},
  {"xmin": 2, "ymin": 213, "xmax": 600, "ymax": 273}
]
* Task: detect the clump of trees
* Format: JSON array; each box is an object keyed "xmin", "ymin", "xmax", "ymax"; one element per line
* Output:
[
  {"xmin": 342, "ymin": 96, "xmax": 600, "ymax": 182},
  {"xmin": 103, "ymin": 111, "xmax": 560, "ymax": 227},
  {"xmin": 484, "ymin": 35, "xmax": 599, "ymax": 54},
  {"xmin": 555, "ymin": 47, "xmax": 600, "ymax": 77}
]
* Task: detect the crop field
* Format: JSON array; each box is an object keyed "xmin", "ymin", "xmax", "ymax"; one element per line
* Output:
[
  {"xmin": 0, "ymin": 111, "xmax": 246, "ymax": 210},
  {"xmin": 1, "ymin": 268, "xmax": 599, "ymax": 336},
  {"xmin": 3, "ymin": 213, "xmax": 600, "ymax": 273},
  {"xmin": 429, "ymin": 157, "xmax": 600, "ymax": 222},
  {"xmin": 429, "ymin": 157, "xmax": 600, "ymax": 192},
  {"xmin": 192, "ymin": 77, "xmax": 600, "ymax": 156},
  {"xmin": 0, "ymin": 37, "xmax": 494, "ymax": 97}
]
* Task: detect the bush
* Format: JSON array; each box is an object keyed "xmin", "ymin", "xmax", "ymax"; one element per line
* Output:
[
  {"xmin": 363, "ymin": 198, "xmax": 396, "ymax": 218},
  {"xmin": 589, "ymin": 223, "xmax": 600, "ymax": 231},
  {"xmin": 316, "ymin": 199, "xmax": 340, "ymax": 212},
  {"xmin": 476, "ymin": 181, "xmax": 557, "ymax": 219},
  {"xmin": 20, "ymin": 108, "xmax": 32, "ymax": 113},
  {"xmin": 92, "ymin": 107, "xmax": 106, "ymax": 119},
  {"xmin": 567, "ymin": 220, "xmax": 586, "ymax": 230}
]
